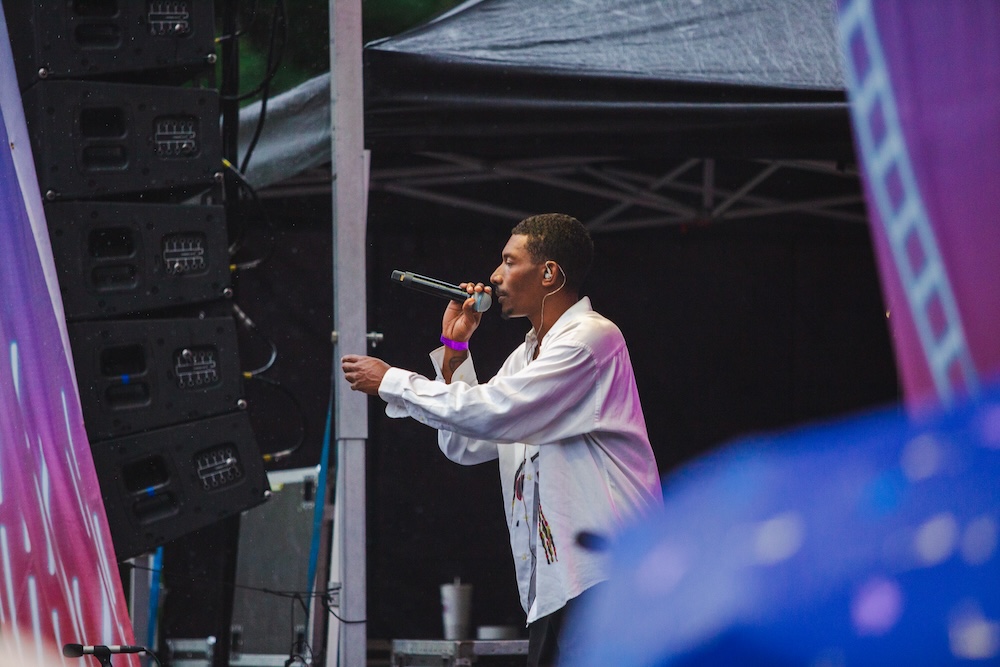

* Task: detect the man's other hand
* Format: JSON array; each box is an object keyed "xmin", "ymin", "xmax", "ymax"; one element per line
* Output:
[{"xmin": 341, "ymin": 354, "xmax": 390, "ymax": 396}]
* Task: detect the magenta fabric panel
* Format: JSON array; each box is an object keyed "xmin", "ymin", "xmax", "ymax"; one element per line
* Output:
[
  {"xmin": 838, "ymin": 0, "xmax": 1000, "ymax": 406},
  {"xmin": 0, "ymin": 26, "xmax": 135, "ymax": 661}
]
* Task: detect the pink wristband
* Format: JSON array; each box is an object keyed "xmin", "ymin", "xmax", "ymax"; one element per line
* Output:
[{"xmin": 440, "ymin": 335, "xmax": 469, "ymax": 351}]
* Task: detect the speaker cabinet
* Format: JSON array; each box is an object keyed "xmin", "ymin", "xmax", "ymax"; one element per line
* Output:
[
  {"xmin": 4, "ymin": 1, "xmax": 215, "ymax": 89},
  {"xmin": 69, "ymin": 314, "xmax": 245, "ymax": 442},
  {"xmin": 92, "ymin": 412, "xmax": 269, "ymax": 561},
  {"xmin": 46, "ymin": 201, "xmax": 230, "ymax": 320},
  {"xmin": 23, "ymin": 80, "xmax": 221, "ymax": 200}
]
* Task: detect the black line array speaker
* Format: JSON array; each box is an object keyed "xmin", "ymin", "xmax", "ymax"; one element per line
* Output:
[
  {"xmin": 69, "ymin": 314, "xmax": 247, "ymax": 441},
  {"xmin": 22, "ymin": 80, "xmax": 222, "ymax": 200},
  {"xmin": 7, "ymin": 0, "xmax": 270, "ymax": 561},
  {"xmin": 4, "ymin": 1, "xmax": 216, "ymax": 88},
  {"xmin": 92, "ymin": 412, "xmax": 268, "ymax": 560},
  {"xmin": 46, "ymin": 201, "xmax": 230, "ymax": 320}
]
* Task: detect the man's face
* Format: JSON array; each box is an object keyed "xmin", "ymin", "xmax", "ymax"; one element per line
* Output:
[{"xmin": 491, "ymin": 234, "xmax": 545, "ymax": 320}]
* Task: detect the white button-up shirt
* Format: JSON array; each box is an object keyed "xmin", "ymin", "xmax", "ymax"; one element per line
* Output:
[{"xmin": 379, "ymin": 297, "xmax": 663, "ymax": 623}]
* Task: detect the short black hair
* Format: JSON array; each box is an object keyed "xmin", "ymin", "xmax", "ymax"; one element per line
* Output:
[{"xmin": 510, "ymin": 213, "xmax": 594, "ymax": 291}]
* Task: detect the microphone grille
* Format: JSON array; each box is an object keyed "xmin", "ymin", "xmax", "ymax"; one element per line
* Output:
[
  {"xmin": 474, "ymin": 291, "xmax": 492, "ymax": 313},
  {"xmin": 62, "ymin": 645, "xmax": 84, "ymax": 658}
]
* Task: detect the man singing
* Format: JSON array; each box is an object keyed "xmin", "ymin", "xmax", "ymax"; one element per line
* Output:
[{"xmin": 341, "ymin": 213, "xmax": 662, "ymax": 666}]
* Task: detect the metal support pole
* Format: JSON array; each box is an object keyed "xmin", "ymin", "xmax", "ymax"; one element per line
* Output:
[{"xmin": 327, "ymin": 0, "xmax": 368, "ymax": 664}]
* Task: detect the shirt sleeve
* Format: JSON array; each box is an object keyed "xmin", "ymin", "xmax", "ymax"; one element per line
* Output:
[
  {"xmin": 377, "ymin": 347, "xmax": 499, "ymax": 465},
  {"xmin": 377, "ymin": 340, "xmax": 601, "ymax": 447}
]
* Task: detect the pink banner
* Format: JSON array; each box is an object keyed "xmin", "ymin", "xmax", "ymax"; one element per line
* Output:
[
  {"xmin": 0, "ymin": 6, "xmax": 135, "ymax": 663},
  {"xmin": 837, "ymin": 0, "xmax": 1000, "ymax": 407}
]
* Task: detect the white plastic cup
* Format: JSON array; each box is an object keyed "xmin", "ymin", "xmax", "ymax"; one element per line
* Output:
[
  {"xmin": 440, "ymin": 579, "xmax": 473, "ymax": 640},
  {"xmin": 476, "ymin": 625, "xmax": 518, "ymax": 640}
]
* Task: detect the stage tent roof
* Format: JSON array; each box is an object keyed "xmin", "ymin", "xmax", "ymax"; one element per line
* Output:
[
  {"xmin": 361, "ymin": 0, "xmax": 854, "ymax": 159},
  {"xmin": 245, "ymin": 0, "xmax": 865, "ymax": 229}
]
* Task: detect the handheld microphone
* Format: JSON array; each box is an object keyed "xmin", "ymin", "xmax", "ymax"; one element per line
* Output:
[
  {"xmin": 391, "ymin": 270, "xmax": 492, "ymax": 313},
  {"xmin": 63, "ymin": 645, "xmax": 146, "ymax": 658}
]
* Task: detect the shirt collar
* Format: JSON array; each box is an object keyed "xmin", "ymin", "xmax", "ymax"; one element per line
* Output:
[{"xmin": 524, "ymin": 296, "xmax": 593, "ymax": 354}]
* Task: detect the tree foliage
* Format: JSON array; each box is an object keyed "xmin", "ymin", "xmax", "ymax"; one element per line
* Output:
[{"xmin": 223, "ymin": 0, "xmax": 463, "ymax": 100}]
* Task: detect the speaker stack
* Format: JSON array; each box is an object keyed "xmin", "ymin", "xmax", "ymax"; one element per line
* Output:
[{"xmin": 5, "ymin": 1, "xmax": 269, "ymax": 561}]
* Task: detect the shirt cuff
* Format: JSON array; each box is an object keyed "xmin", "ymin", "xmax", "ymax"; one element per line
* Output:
[
  {"xmin": 429, "ymin": 345, "xmax": 478, "ymax": 385},
  {"xmin": 378, "ymin": 367, "xmax": 416, "ymax": 419},
  {"xmin": 378, "ymin": 366, "xmax": 412, "ymax": 403}
]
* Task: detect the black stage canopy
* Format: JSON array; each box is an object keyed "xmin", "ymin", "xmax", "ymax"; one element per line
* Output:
[{"xmin": 363, "ymin": 0, "xmax": 853, "ymax": 159}]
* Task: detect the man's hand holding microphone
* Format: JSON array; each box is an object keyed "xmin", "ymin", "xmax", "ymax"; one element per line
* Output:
[{"xmin": 340, "ymin": 274, "xmax": 492, "ymax": 395}]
